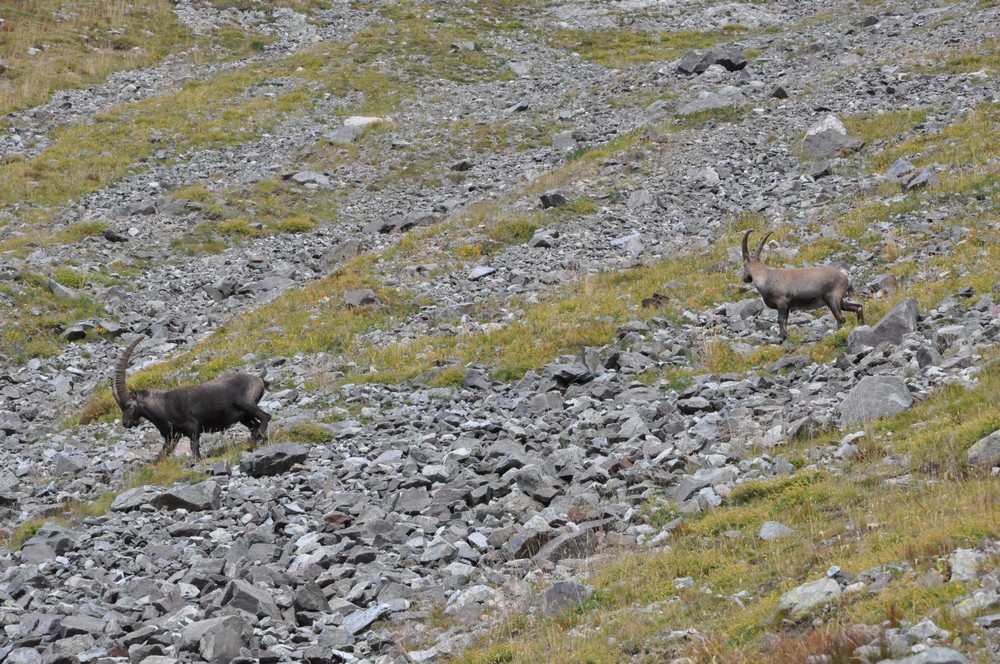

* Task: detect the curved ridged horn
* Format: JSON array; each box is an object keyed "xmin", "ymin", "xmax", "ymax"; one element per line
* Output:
[
  {"xmin": 754, "ymin": 231, "xmax": 773, "ymax": 258},
  {"xmin": 112, "ymin": 337, "xmax": 142, "ymax": 407},
  {"xmin": 741, "ymin": 229, "xmax": 754, "ymax": 261}
]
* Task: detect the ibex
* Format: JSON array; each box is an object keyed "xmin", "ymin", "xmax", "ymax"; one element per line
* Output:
[
  {"xmin": 111, "ymin": 337, "xmax": 271, "ymax": 459},
  {"xmin": 741, "ymin": 229, "xmax": 863, "ymax": 343}
]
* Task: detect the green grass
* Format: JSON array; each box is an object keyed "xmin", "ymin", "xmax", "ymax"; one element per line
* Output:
[
  {"xmin": 911, "ymin": 39, "xmax": 1000, "ymax": 75},
  {"xmin": 0, "ymin": 0, "xmax": 191, "ymax": 116},
  {"xmin": 549, "ymin": 26, "xmax": 746, "ymax": 68}
]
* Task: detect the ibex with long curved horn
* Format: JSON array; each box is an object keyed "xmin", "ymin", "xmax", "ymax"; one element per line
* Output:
[
  {"xmin": 111, "ymin": 337, "xmax": 271, "ymax": 459},
  {"xmin": 741, "ymin": 229, "xmax": 863, "ymax": 343}
]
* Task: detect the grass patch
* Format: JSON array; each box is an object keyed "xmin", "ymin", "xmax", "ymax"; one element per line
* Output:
[
  {"xmin": 0, "ymin": 0, "xmax": 190, "ymax": 116},
  {"xmin": 912, "ymin": 39, "xmax": 1000, "ymax": 75},
  {"xmin": 842, "ymin": 108, "xmax": 931, "ymax": 145},
  {"xmin": 0, "ymin": 271, "xmax": 107, "ymax": 361},
  {"xmin": 549, "ymin": 27, "xmax": 746, "ymax": 68}
]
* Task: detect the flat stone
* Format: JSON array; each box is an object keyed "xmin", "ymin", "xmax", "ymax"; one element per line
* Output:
[
  {"xmin": 341, "ymin": 604, "xmax": 390, "ymax": 635},
  {"xmin": 344, "ymin": 288, "xmax": 378, "ymax": 307},
  {"xmin": 839, "ymin": 375, "xmax": 913, "ymax": 426},
  {"xmin": 967, "ymin": 430, "xmax": 1000, "ymax": 467},
  {"xmin": 758, "ymin": 521, "xmax": 794, "ymax": 541},
  {"xmin": 537, "ymin": 581, "xmax": 593, "ymax": 618},
  {"xmin": 468, "ymin": 266, "xmax": 496, "ymax": 281},
  {"xmin": 885, "ymin": 648, "xmax": 970, "ymax": 664},
  {"xmin": 152, "ymin": 481, "xmax": 221, "ymax": 512},
  {"xmin": 777, "ymin": 577, "xmax": 842, "ymax": 619},
  {"xmin": 240, "ymin": 443, "xmax": 310, "ymax": 477}
]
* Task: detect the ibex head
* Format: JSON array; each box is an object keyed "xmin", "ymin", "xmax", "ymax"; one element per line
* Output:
[
  {"xmin": 740, "ymin": 229, "xmax": 772, "ymax": 284},
  {"xmin": 110, "ymin": 336, "xmax": 145, "ymax": 428}
]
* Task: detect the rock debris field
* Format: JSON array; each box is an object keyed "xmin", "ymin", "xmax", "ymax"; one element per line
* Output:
[{"xmin": 1, "ymin": 0, "xmax": 1000, "ymax": 663}]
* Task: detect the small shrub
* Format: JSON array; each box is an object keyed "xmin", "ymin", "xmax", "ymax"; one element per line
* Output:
[{"xmin": 276, "ymin": 214, "xmax": 317, "ymax": 233}]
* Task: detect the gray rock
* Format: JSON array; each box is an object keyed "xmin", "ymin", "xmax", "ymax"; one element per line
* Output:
[
  {"xmin": 220, "ymin": 580, "xmax": 282, "ymax": 620},
  {"xmin": 344, "ymin": 288, "xmax": 378, "ymax": 307},
  {"xmin": 342, "ymin": 604, "xmax": 390, "ymax": 635},
  {"xmin": 776, "ymin": 577, "xmax": 842, "ymax": 619},
  {"xmin": 468, "ymin": 266, "xmax": 496, "ymax": 281},
  {"xmin": 23, "ymin": 523, "xmax": 77, "ymax": 555},
  {"xmin": 537, "ymin": 581, "xmax": 592, "ymax": 618},
  {"xmin": 883, "ymin": 648, "xmax": 969, "ymax": 664},
  {"xmin": 967, "ymin": 430, "xmax": 1000, "ymax": 467},
  {"xmin": 328, "ymin": 125, "xmax": 362, "ymax": 144},
  {"xmin": 153, "ymin": 481, "xmax": 221, "ymax": 511},
  {"xmin": 180, "ymin": 615, "xmax": 247, "ymax": 664},
  {"xmin": 949, "ymin": 548, "xmax": 986, "ymax": 582},
  {"xmin": 540, "ymin": 190, "xmax": 569, "ymax": 208},
  {"xmin": 848, "ymin": 297, "xmax": 919, "ymax": 352},
  {"xmin": 240, "ymin": 443, "xmax": 310, "ymax": 477},
  {"xmin": 839, "ymin": 376, "xmax": 913, "ymax": 426},
  {"xmin": 801, "ymin": 128, "xmax": 864, "ymax": 159},
  {"xmin": 758, "ymin": 521, "xmax": 794, "ymax": 541}
]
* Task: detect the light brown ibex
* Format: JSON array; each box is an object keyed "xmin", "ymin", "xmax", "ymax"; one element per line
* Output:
[{"xmin": 741, "ymin": 229, "xmax": 863, "ymax": 343}]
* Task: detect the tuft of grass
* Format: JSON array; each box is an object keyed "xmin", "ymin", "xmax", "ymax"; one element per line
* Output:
[{"xmin": 842, "ymin": 108, "xmax": 930, "ymax": 145}]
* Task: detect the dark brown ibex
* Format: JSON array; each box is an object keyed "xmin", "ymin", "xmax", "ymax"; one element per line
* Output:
[
  {"xmin": 111, "ymin": 337, "xmax": 271, "ymax": 459},
  {"xmin": 741, "ymin": 229, "xmax": 863, "ymax": 343}
]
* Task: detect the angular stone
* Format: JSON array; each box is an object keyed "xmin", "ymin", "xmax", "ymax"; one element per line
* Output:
[
  {"xmin": 537, "ymin": 581, "xmax": 593, "ymax": 618},
  {"xmin": 887, "ymin": 648, "xmax": 969, "ymax": 664},
  {"xmin": 153, "ymin": 481, "xmax": 221, "ymax": 512},
  {"xmin": 839, "ymin": 376, "xmax": 913, "ymax": 426},
  {"xmin": 180, "ymin": 615, "xmax": 247, "ymax": 664},
  {"xmin": 468, "ymin": 266, "xmax": 496, "ymax": 281},
  {"xmin": 848, "ymin": 297, "xmax": 919, "ymax": 352},
  {"xmin": 22, "ymin": 523, "xmax": 77, "ymax": 555},
  {"xmin": 759, "ymin": 521, "xmax": 794, "ymax": 541},
  {"xmin": 801, "ymin": 128, "xmax": 864, "ymax": 159},
  {"xmin": 341, "ymin": 604, "xmax": 390, "ymax": 635},
  {"xmin": 344, "ymin": 288, "xmax": 378, "ymax": 307},
  {"xmin": 967, "ymin": 430, "xmax": 1000, "ymax": 467},
  {"xmin": 540, "ymin": 190, "xmax": 569, "ymax": 208},
  {"xmin": 777, "ymin": 577, "xmax": 842, "ymax": 619},
  {"xmin": 240, "ymin": 443, "xmax": 310, "ymax": 477},
  {"xmin": 221, "ymin": 580, "xmax": 282, "ymax": 620}
]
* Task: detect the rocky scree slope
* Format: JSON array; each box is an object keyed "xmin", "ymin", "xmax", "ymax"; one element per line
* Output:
[{"xmin": 1, "ymin": 0, "xmax": 1000, "ymax": 663}]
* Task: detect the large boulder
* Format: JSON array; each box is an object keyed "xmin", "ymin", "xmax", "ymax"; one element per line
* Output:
[
  {"xmin": 966, "ymin": 430, "xmax": 1000, "ymax": 467},
  {"xmin": 848, "ymin": 297, "xmax": 919, "ymax": 352},
  {"xmin": 776, "ymin": 577, "xmax": 842, "ymax": 620},
  {"xmin": 240, "ymin": 443, "xmax": 309, "ymax": 477},
  {"xmin": 840, "ymin": 376, "xmax": 913, "ymax": 425}
]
